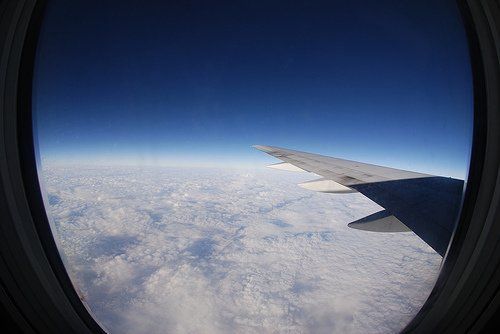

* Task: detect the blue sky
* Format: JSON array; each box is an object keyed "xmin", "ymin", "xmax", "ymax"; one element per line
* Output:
[{"xmin": 33, "ymin": 0, "xmax": 472, "ymax": 178}]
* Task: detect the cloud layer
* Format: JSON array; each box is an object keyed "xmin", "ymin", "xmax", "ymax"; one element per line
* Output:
[{"xmin": 41, "ymin": 165, "xmax": 441, "ymax": 334}]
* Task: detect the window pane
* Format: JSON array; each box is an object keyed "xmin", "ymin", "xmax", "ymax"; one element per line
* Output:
[{"xmin": 33, "ymin": 1, "xmax": 472, "ymax": 333}]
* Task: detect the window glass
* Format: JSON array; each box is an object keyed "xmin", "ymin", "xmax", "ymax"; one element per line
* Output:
[{"xmin": 33, "ymin": 1, "xmax": 472, "ymax": 333}]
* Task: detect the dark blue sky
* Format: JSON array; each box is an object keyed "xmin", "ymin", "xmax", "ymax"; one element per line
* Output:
[{"xmin": 34, "ymin": 0, "xmax": 472, "ymax": 178}]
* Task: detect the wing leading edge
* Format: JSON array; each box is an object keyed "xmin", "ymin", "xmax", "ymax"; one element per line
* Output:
[{"xmin": 254, "ymin": 145, "xmax": 464, "ymax": 256}]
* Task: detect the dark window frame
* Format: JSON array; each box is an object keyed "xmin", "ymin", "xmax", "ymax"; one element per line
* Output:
[{"xmin": 0, "ymin": 0, "xmax": 106, "ymax": 332}]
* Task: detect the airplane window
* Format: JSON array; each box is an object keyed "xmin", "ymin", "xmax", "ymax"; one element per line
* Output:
[{"xmin": 32, "ymin": 1, "xmax": 472, "ymax": 333}]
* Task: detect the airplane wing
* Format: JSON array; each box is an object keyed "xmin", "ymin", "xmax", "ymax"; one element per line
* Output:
[{"xmin": 254, "ymin": 145, "xmax": 465, "ymax": 256}]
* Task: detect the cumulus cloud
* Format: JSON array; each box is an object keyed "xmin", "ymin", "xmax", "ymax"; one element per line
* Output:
[{"xmin": 41, "ymin": 165, "xmax": 442, "ymax": 334}]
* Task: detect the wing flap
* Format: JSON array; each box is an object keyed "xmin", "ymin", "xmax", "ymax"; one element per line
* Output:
[
  {"xmin": 298, "ymin": 178, "xmax": 356, "ymax": 193},
  {"xmin": 267, "ymin": 162, "xmax": 306, "ymax": 172},
  {"xmin": 348, "ymin": 210, "xmax": 411, "ymax": 232}
]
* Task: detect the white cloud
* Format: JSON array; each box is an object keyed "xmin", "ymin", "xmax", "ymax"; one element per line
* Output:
[{"xmin": 41, "ymin": 165, "xmax": 442, "ymax": 334}]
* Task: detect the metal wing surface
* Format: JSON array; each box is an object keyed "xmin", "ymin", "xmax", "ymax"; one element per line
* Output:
[{"xmin": 254, "ymin": 145, "xmax": 464, "ymax": 256}]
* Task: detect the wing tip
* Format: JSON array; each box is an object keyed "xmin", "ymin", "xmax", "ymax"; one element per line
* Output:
[{"xmin": 252, "ymin": 145, "xmax": 273, "ymax": 152}]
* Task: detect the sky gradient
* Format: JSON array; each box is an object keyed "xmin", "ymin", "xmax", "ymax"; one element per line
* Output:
[{"xmin": 34, "ymin": 0, "xmax": 472, "ymax": 178}]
